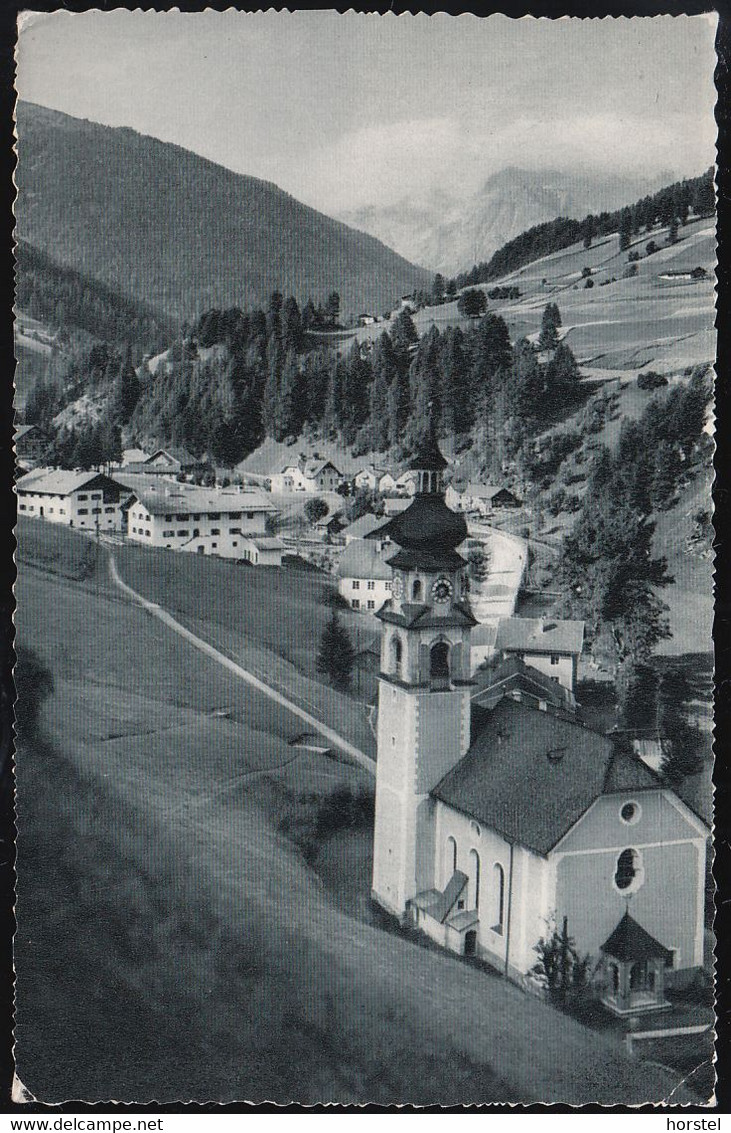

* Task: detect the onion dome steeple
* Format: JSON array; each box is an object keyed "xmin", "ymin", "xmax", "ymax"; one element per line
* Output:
[{"xmin": 374, "ymin": 424, "xmax": 468, "ymax": 572}]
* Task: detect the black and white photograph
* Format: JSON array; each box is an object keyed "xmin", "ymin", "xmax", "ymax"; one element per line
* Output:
[{"xmin": 11, "ymin": 10, "xmax": 717, "ymax": 1106}]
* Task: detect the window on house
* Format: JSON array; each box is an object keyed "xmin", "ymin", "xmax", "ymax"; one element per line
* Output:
[
  {"xmin": 228, "ymin": 512, "xmax": 241, "ymax": 520},
  {"xmin": 177, "ymin": 530, "xmax": 189, "ymax": 537},
  {"xmin": 229, "ymin": 528, "xmax": 241, "ymax": 535},
  {"xmin": 78, "ymin": 494, "xmax": 88, "ymax": 501},
  {"xmin": 192, "ymin": 514, "xmax": 201, "ymax": 521},
  {"xmin": 352, "ymin": 580, "xmax": 360, "ymax": 590},
  {"xmin": 163, "ymin": 530, "xmax": 174, "ymax": 538},
  {"xmin": 165, "ymin": 514, "xmax": 172, "ymax": 522},
  {"xmin": 78, "ymin": 509, "xmax": 88, "ymax": 515},
  {"xmin": 48, "ymin": 508, "xmax": 54, "ymax": 514},
  {"xmin": 211, "ymin": 542, "xmax": 217, "ymax": 549},
  {"xmin": 247, "ymin": 512, "xmax": 255, "ymax": 520},
  {"xmin": 105, "ymin": 507, "xmax": 114, "ymax": 513},
  {"xmin": 209, "ymin": 512, "xmax": 220, "ymax": 520},
  {"xmin": 367, "ymin": 600, "xmax": 375, "ymax": 610},
  {"xmin": 18, "ymin": 504, "xmax": 26, "ymax": 511},
  {"xmin": 92, "ymin": 508, "xmax": 101, "ymax": 515},
  {"xmin": 367, "ymin": 581, "xmax": 375, "ymax": 590},
  {"xmin": 550, "ymin": 654, "xmax": 560, "ymax": 665},
  {"xmin": 385, "ymin": 581, "xmax": 392, "ymax": 590},
  {"xmin": 145, "ymin": 530, "xmax": 151, "ymax": 537},
  {"xmin": 352, "ymin": 599, "xmax": 360, "ymax": 609},
  {"xmin": 412, "ymin": 578, "xmax": 423, "ymax": 601}
]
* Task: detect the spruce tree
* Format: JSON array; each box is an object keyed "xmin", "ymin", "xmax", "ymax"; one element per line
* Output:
[
  {"xmin": 317, "ymin": 611, "xmax": 355, "ymax": 690},
  {"xmin": 538, "ymin": 303, "xmax": 561, "ymax": 351}
]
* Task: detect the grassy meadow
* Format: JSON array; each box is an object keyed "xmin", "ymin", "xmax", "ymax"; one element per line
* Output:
[{"xmin": 13, "ymin": 523, "xmax": 706, "ymax": 1104}]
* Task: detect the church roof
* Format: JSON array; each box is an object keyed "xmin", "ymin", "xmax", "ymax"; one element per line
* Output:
[
  {"xmin": 377, "ymin": 601, "xmax": 477, "ymax": 630},
  {"xmin": 408, "ymin": 424, "xmax": 449, "ymax": 472},
  {"xmin": 343, "ymin": 513, "xmax": 388, "ymax": 540},
  {"xmin": 600, "ymin": 911, "xmax": 673, "ymax": 964},
  {"xmin": 377, "ymin": 493, "xmax": 468, "ymax": 557},
  {"xmin": 431, "ymin": 699, "xmax": 659, "ymax": 856}
]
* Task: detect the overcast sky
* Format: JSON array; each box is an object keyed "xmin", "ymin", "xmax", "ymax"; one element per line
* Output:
[{"xmin": 16, "ymin": 11, "xmax": 717, "ymax": 214}]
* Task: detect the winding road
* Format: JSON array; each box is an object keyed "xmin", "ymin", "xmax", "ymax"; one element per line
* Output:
[{"xmin": 107, "ymin": 552, "xmax": 377, "ymax": 777}]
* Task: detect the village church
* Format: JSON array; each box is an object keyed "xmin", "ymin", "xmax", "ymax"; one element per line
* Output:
[{"xmin": 370, "ymin": 432, "xmax": 709, "ymax": 1016}]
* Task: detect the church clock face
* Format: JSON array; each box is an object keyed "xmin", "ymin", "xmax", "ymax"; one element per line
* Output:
[
  {"xmin": 391, "ymin": 573, "xmax": 403, "ymax": 599},
  {"xmin": 431, "ymin": 576, "xmax": 453, "ymax": 603}
]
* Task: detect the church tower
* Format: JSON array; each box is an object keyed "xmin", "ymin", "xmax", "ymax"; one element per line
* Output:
[{"xmin": 371, "ymin": 427, "xmax": 476, "ymax": 918}]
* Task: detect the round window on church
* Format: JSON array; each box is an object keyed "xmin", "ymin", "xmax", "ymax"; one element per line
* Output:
[{"xmin": 619, "ymin": 801, "xmax": 641, "ymax": 825}]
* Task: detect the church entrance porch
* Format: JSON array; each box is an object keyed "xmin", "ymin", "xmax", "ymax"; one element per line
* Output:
[
  {"xmin": 408, "ymin": 872, "xmax": 480, "ymax": 955},
  {"xmin": 599, "ymin": 910, "xmax": 673, "ymax": 1016}
]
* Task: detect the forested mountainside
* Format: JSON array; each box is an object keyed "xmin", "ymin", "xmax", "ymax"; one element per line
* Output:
[
  {"xmin": 14, "ymin": 101, "xmax": 431, "ymax": 320},
  {"xmin": 16, "ymin": 242, "xmax": 178, "ymax": 354},
  {"xmin": 454, "ymin": 168, "xmax": 714, "ymax": 288}
]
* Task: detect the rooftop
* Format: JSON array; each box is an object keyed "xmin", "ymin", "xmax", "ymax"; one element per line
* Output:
[
  {"xmin": 16, "ymin": 468, "xmax": 126, "ymax": 496},
  {"xmin": 336, "ymin": 538, "xmax": 393, "ymax": 582},
  {"xmin": 126, "ymin": 484, "xmax": 273, "ymax": 517},
  {"xmin": 471, "ymin": 656, "xmax": 575, "ymax": 712},
  {"xmin": 496, "ymin": 617, "xmax": 585, "ymax": 657},
  {"xmin": 342, "ymin": 513, "xmax": 389, "ymax": 540},
  {"xmin": 432, "ymin": 698, "xmax": 659, "ymax": 856},
  {"xmin": 600, "ymin": 911, "xmax": 673, "ymax": 964}
]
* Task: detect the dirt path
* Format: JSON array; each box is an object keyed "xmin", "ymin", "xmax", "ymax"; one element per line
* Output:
[{"xmin": 108, "ymin": 552, "xmax": 376, "ymax": 778}]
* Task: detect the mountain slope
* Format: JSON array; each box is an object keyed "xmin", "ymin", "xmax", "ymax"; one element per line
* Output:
[
  {"xmin": 340, "ymin": 167, "xmax": 670, "ymax": 275},
  {"xmin": 15, "ymin": 102, "xmax": 431, "ymax": 321}
]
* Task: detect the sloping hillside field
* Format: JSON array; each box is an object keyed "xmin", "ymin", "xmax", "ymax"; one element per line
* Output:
[
  {"xmin": 357, "ymin": 218, "xmax": 714, "ymax": 374},
  {"xmin": 14, "ymin": 523, "xmax": 700, "ymax": 1104}
]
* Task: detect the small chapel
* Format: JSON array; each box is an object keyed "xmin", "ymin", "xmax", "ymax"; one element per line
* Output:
[{"xmin": 369, "ymin": 430, "xmax": 709, "ymax": 1015}]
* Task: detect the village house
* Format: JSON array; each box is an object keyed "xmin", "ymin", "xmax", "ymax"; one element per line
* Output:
[
  {"xmin": 16, "ymin": 468, "xmax": 129, "ymax": 531},
  {"xmin": 270, "ymin": 454, "xmax": 342, "ymax": 494},
  {"xmin": 494, "ymin": 616, "xmax": 585, "ymax": 694},
  {"xmin": 352, "ymin": 466, "xmax": 384, "ymax": 493},
  {"xmin": 378, "ymin": 471, "xmax": 398, "ymax": 494},
  {"xmin": 394, "ymin": 470, "xmax": 418, "ymax": 496},
  {"xmin": 14, "ymin": 423, "xmax": 48, "ymax": 467},
  {"xmin": 445, "ymin": 482, "xmax": 523, "ymax": 516},
  {"xmin": 120, "ymin": 446, "xmax": 209, "ymax": 478},
  {"xmin": 337, "ymin": 532, "xmax": 393, "ymax": 611},
  {"xmin": 358, "ymin": 313, "xmax": 378, "ymax": 326},
  {"xmin": 340, "ymin": 512, "xmax": 389, "ymax": 546},
  {"xmin": 370, "ymin": 432, "xmax": 708, "ymax": 1014},
  {"xmin": 123, "ymin": 484, "xmax": 282, "ymax": 564}
]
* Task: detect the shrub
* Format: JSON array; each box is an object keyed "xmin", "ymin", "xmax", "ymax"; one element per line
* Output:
[
  {"xmin": 628, "ymin": 250, "xmax": 640, "ymax": 262},
  {"xmin": 623, "ymin": 263, "xmax": 638, "ymax": 278},
  {"xmin": 584, "ymin": 278, "xmax": 594, "ymax": 289},
  {"xmin": 637, "ymin": 370, "xmax": 668, "ymax": 390}
]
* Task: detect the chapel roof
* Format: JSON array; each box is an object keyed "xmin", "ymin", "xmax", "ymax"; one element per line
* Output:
[
  {"xmin": 432, "ymin": 698, "xmax": 660, "ymax": 856},
  {"xmin": 600, "ymin": 911, "xmax": 673, "ymax": 964}
]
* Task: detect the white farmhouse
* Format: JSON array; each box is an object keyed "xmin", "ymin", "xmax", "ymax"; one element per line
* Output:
[
  {"xmin": 337, "ymin": 537, "xmax": 393, "ymax": 611},
  {"xmin": 371, "ymin": 431, "xmax": 708, "ymax": 1013},
  {"xmin": 16, "ymin": 468, "xmax": 129, "ymax": 531},
  {"xmin": 494, "ymin": 616, "xmax": 584, "ymax": 694},
  {"xmin": 123, "ymin": 485, "xmax": 282, "ymax": 564},
  {"xmin": 270, "ymin": 456, "xmax": 342, "ymax": 494}
]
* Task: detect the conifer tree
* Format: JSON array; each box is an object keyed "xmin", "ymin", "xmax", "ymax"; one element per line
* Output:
[
  {"xmin": 538, "ymin": 303, "xmax": 562, "ymax": 351},
  {"xmin": 317, "ymin": 611, "xmax": 355, "ymax": 690}
]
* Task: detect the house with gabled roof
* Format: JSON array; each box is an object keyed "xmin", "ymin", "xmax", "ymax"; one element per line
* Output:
[
  {"xmin": 16, "ymin": 468, "xmax": 129, "ymax": 531},
  {"xmin": 495, "ymin": 616, "xmax": 585, "ymax": 694},
  {"xmin": 370, "ymin": 429, "xmax": 709, "ymax": 1013},
  {"xmin": 270, "ymin": 454, "xmax": 342, "ymax": 494}
]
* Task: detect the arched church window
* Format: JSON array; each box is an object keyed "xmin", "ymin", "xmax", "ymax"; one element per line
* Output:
[
  {"xmin": 469, "ymin": 849, "xmax": 481, "ymax": 910},
  {"xmin": 430, "ymin": 641, "xmax": 450, "ymax": 688},
  {"xmin": 445, "ymin": 836, "xmax": 457, "ymax": 882},
  {"xmin": 492, "ymin": 863, "xmax": 505, "ymax": 933},
  {"xmin": 614, "ymin": 848, "xmax": 644, "ymax": 894},
  {"xmin": 391, "ymin": 634, "xmax": 403, "ymax": 677},
  {"xmin": 412, "ymin": 578, "xmax": 423, "ymax": 601}
]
